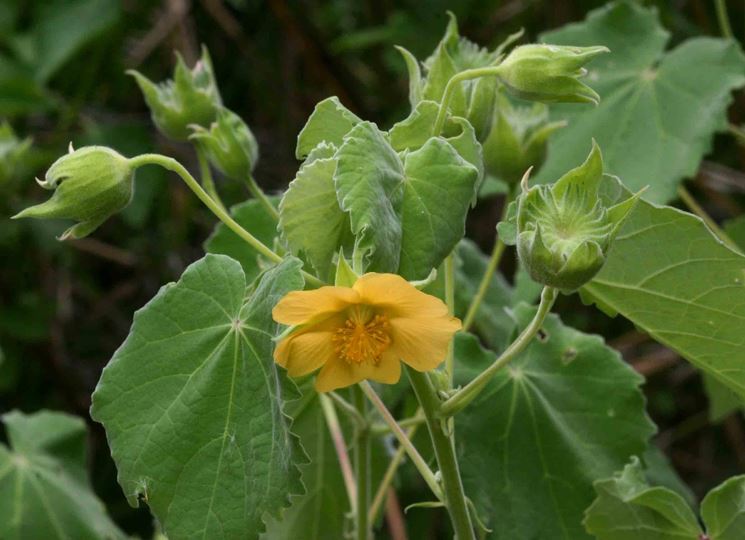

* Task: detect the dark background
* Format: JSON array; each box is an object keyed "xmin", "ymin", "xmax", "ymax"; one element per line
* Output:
[{"xmin": 1, "ymin": 1, "xmax": 744, "ymax": 536}]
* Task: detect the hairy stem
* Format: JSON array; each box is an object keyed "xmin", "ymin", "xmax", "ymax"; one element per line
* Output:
[
  {"xmin": 442, "ymin": 286, "xmax": 558, "ymax": 417},
  {"xmin": 352, "ymin": 386, "xmax": 371, "ymax": 540},
  {"xmin": 128, "ymin": 154, "xmax": 323, "ymax": 287},
  {"xmin": 715, "ymin": 0, "xmax": 734, "ymax": 39},
  {"xmin": 246, "ymin": 174, "xmax": 280, "ymax": 221},
  {"xmin": 407, "ymin": 369, "xmax": 475, "ymax": 540},
  {"xmin": 433, "ymin": 66, "xmax": 503, "ymax": 134},
  {"xmin": 368, "ymin": 412, "xmax": 422, "ymax": 523},
  {"xmin": 444, "ymin": 254, "xmax": 456, "ymax": 383},
  {"xmin": 319, "ymin": 394, "xmax": 357, "ymax": 513},
  {"xmin": 463, "ymin": 191, "xmax": 514, "ymax": 331},
  {"xmin": 359, "ymin": 382, "xmax": 442, "ymax": 500},
  {"xmin": 195, "ymin": 146, "xmax": 226, "ymax": 212}
]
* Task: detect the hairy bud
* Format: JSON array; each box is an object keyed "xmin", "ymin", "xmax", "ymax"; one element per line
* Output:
[
  {"xmin": 128, "ymin": 47, "xmax": 222, "ymax": 141},
  {"xmin": 13, "ymin": 146, "xmax": 134, "ymax": 240}
]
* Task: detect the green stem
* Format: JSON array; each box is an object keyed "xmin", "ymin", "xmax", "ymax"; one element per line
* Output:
[
  {"xmin": 359, "ymin": 382, "xmax": 442, "ymax": 500},
  {"xmin": 352, "ymin": 386, "xmax": 371, "ymax": 540},
  {"xmin": 246, "ymin": 174, "xmax": 280, "ymax": 221},
  {"xmin": 329, "ymin": 391, "xmax": 366, "ymax": 427},
  {"xmin": 462, "ymin": 239, "xmax": 506, "ymax": 332},
  {"xmin": 442, "ymin": 286, "xmax": 558, "ymax": 417},
  {"xmin": 463, "ymin": 191, "xmax": 514, "ymax": 332},
  {"xmin": 195, "ymin": 146, "xmax": 226, "ymax": 212},
  {"xmin": 715, "ymin": 0, "xmax": 734, "ymax": 39},
  {"xmin": 677, "ymin": 185, "xmax": 740, "ymax": 251},
  {"xmin": 368, "ymin": 414, "xmax": 422, "ymax": 524},
  {"xmin": 433, "ymin": 66, "xmax": 503, "ymax": 135},
  {"xmin": 728, "ymin": 123, "xmax": 745, "ymax": 146},
  {"xmin": 444, "ymin": 254, "xmax": 456, "ymax": 383},
  {"xmin": 319, "ymin": 394, "xmax": 357, "ymax": 514},
  {"xmin": 370, "ymin": 413, "xmax": 425, "ymax": 435},
  {"xmin": 407, "ymin": 369, "xmax": 475, "ymax": 540},
  {"xmin": 128, "ymin": 154, "xmax": 323, "ymax": 287}
]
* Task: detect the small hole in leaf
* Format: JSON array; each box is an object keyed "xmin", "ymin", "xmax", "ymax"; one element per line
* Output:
[
  {"xmin": 561, "ymin": 347, "xmax": 578, "ymax": 365},
  {"xmin": 537, "ymin": 329, "xmax": 549, "ymax": 342}
]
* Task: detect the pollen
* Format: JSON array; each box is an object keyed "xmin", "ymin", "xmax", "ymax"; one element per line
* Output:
[{"xmin": 332, "ymin": 307, "xmax": 391, "ymax": 365}]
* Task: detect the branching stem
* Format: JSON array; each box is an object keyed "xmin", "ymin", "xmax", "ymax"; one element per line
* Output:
[
  {"xmin": 358, "ymin": 382, "xmax": 442, "ymax": 500},
  {"xmin": 128, "ymin": 154, "xmax": 323, "ymax": 287}
]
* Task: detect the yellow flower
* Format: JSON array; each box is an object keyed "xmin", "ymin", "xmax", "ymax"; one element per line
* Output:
[{"xmin": 272, "ymin": 273, "xmax": 461, "ymax": 392}]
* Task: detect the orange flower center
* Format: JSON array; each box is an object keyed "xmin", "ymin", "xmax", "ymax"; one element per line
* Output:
[{"xmin": 332, "ymin": 306, "xmax": 391, "ymax": 365}]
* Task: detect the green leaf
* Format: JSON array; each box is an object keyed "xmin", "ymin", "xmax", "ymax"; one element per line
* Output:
[
  {"xmin": 204, "ymin": 198, "xmax": 280, "ymax": 283},
  {"xmin": 279, "ymin": 153, "xmax": 353, "ymax": 281},
  {"xmin": 335, "ymin": 121, "xmax": 479, "ymax": 279},
  {"xmin": 91, "ymin": 255, "xmax": 307, "ymax": 540},
  {"xmin": 584, "ymin": 458, "xmax": 702, "ymax": 539},
  {"xmin": 585, "ymin": 460, "xmax": 745, "ymax": 540},
  {"xmin": 263, "ymin": 389, "xmax": 349, "ymax": 540},
  {"xmin": 537, "ymin": 1, "xmax": 745, "ymax": 203},
  {"xmin": 581, "ymin": 197, "xmax": 745, "ymax": 400},
  {"xmin": 701, "ymin": 475, "xmax": 745, "ymax": 540},
  {"xmin": 724, "ymin": 215, "xmax": 745, "ymax": 250},
  {"xmin": 456, "ymin": 308, "xmax": 654, "ymax": 539},
  {"xmin": 641, "ymin": 446, "xmax": 695, "ymax": 508},
  {"xmin": 0, "ymin": 410, "xmax": 126, "ymax": 540},
  {"xmin": 296, "ymin": 97, "xmax": 361, "ymax": 160},
  {"xmin": 387, "ymin": 99, "xmax": 485, "ymax": 186},
  {"xmin": 703, "ymin": 373, "xmax": 744, "ymax": 422},
  {"xmin": 453, "ymin": 239, "xmax": 516, "ymax": 351},
  {"xmin": 33, "ymin": 0, "xmax": 121, "ymax": 83}
]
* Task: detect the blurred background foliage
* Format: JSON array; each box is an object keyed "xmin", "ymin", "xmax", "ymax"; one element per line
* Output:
[{"xmin": 1, "ymin": 0, "xmax": 744, "ymax": 537}]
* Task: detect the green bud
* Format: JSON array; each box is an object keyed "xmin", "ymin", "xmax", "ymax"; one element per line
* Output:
[
  {"xmin": 482, "ymin": 93, "xmax": 566, "ymax": 185},
  {"xmin": 497, "ymin": 44, "xmax": 608, "ymax": 105},
  {"xmin": 128, "ymin": 47, "xmax": 222, "ymax": 141},
  {"xmin": 515, "ymin": 142, "xmax": 641, "ymax": 292},
  {"xmin": 189, "ymin": 108, "xmax": 259, "ymax": 180},
  {"xmin": 12, "ymin": 146, "xmax": 134, "ymax": 240},
  {"xmin": 0, "ymin": 121, "xmax": 32, "ymax": 184}
]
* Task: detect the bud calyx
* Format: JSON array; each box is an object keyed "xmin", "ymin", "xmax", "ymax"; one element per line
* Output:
[
  {"xmin": 190, "ymin": 108, "xmax": 259, "ymax": 180},
  {"xmin": 128, "ymin": 47, "xmax": 222, "ymax": 141},
  {"xmin": 497, "ymin": 44, "xmax": 608, "ymax": 105},
  {"xmin": 513, "ymin": 142, "xmax": 641, "ymax": 292},
  {"xmin": 12, "ymin": 146, "xmax": 134, "ymax": 240}
]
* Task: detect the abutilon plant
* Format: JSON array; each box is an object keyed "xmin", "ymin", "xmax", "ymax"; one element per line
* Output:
[{"xmin": 6, "ymin": 3, "xmax": 745, "ymax": 540}]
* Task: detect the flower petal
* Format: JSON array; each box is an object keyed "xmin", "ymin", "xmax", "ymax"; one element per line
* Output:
[
  {"xmin": 272, "ymin": 286, "xmax": 359, "ymax": 325},
  {"xmin": 388, "ymin": 315, "xmax": 461, "ymax": 371},
  {"xmin": 274, "ymin": 329, "xmax": 336, "ymax": 378},
  {"xmin": 353, "ymin": 273, "xmax": 449, "ymax": 319},
  {"xmin": 367, "ymin": 350, "xmax": 402, "ymax": 385},
  {"xmin": 314, "ymin": 352, "xmax": 402, "ymax": 392},
  {"xmin": 315, "ymin": 357, "xmax": 365, "ymax": 392}
]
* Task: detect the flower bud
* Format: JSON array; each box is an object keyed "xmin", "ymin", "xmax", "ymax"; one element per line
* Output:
[
  {"xmin": 128, "ymin": 47, "xmax": 222, "ymax": 141},
  {"xmin": 12, "ymin": 146, "xmax": 134, "ymax": 240},
  {"xmin": 483, "ymin": 94, "xmax": 565, "ymax": 185},
  {"xmin": 514, "ymin": 142, "xmax": 641, "ymax": 292},
  {"xmin": 189, "ymin": 108, "xmax": 258, "ymax": 180},
  {"xmin": 497, "ymin": 44, "xmax": 608, "ymax": 105}
]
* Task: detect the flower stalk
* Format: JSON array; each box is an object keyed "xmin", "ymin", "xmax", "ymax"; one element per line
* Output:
[
  {"xmin": 127, "ymin": 154, "xmax": 324, "ymax": 287},
  {"xmin": 352, "ymin": 385, "xmax": 371, "ymax": 540},
  {"xmin": 319, "ymin": 394, "xmax": 357, "ymax": 514},
  {"xmin": 441, "ymin": 286, "xmax": 557, "ymax": 417},
  {"xmin": 359, "ymin": 382, "xmax": 442, "ymax": 500}
]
